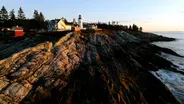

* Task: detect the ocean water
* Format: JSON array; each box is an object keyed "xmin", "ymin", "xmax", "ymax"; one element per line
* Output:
[
  {"xmin": 153, "ymin": 32, "xmax": 184, "ymax": 56},
  {"xmin": 152, "ymin": 32, "xmax": 184, "ymax": 103}
]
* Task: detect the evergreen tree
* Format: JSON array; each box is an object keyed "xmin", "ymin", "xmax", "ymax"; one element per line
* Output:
[
  {"xmin": 39, "ymin": 12, "xmax": 45, "ymax": 21},
  {"xmin": 132, "ymin": 24, "xmax": 139, "ymax": 31},
  {"xmin": 0, "ymin": 6, "xmax": 8, "ymax": 21},
  {"xmin": 139, "ymin": 27, "xmax": 143, "ymax": 32},
  {"xmin": 9, "ymin": 9, "xmax": 16, "ymax": 20},
  {"xmin": 0, "ymin": 10, "xmax": 2, "ymax": 23},
  {"xmin": 17, "ymin": 7, "xmax": 26, "ymax": 20},
  {"xmin": 33, "ymin": 10, "xmax": 39, "ymax": 20},
  {"xmin": 129, "ymin": 25, "xmax": 132, "ymax": 30}
]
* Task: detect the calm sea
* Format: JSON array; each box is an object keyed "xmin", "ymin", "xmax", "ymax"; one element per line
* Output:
[
  {"xmin": 152, "ymin": 31, "xmax": 184, "ymax": 103},
  {"xmin": 153, "ymin": 31, "xmax": 184, "ymax": 56}
]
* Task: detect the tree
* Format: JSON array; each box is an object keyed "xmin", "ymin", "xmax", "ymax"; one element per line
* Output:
[
  {"xmin": 9, "ymin": 9, "xmax": 16, "ymax": 20},
  {"xmin": 129, "ymin": 25, "xmax": 132, "ymax": 30},
  {"xmin": 124, "ymin": 25, "xmax": 128, "ymax": 30},
  {"xmin": 0, "ymin": 6, "xmax": 8, "ymax": 21},
  {"xmin": 33, "ymin": 10, "xmax": 39, "ymax": 20},
  {"xmin": 132, "ymin": 24, "xmax": 139, "ymax": 31},
  {"xmin": 0, "ymin": 10, "xmax": 2, "ymax": 23},
  {"xmin": 139, "ymin": 27, "xmax": 143, "ymax": 32},
  {"xmin": 39, "ymin": 12, "xmax": 45, "ymax": 21},
  {"xmin": 7, "ymin": 9, "xmax": 16, "ymax": 27},
  {"xmin": 17, "ymin": 7, "xmax": 26, "ymax": 20}
]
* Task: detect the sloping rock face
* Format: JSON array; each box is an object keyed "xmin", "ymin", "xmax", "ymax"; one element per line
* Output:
[{"xmin": 0, "ymin": 30, "xmax": 181, "ymax": 104}]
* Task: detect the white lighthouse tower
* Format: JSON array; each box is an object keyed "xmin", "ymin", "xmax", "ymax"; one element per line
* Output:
[{"xmin": 78, "ymin": 15, "xmax": 83, "ymax": 29}]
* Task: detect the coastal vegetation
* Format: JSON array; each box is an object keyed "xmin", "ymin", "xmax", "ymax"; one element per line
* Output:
[
  {"xmin": 0, "ymin": 6, "xmax": 143, "ymax": 33},
  {"xmin": 97, "ymin": 23, "xmax": 142, "ymax": 32},
  {"xmin": 0, "ymin": 6, "xmax": 47, "ymax": 31}
]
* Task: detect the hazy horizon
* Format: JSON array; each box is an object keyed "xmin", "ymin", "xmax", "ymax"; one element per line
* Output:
[
  {"xmin": 1, "ymin": 0, "xmax": 184, "ymax": 31},
  {"xmin": 148, "ymin": 31, "xmax": 184, "ymax": 32}
]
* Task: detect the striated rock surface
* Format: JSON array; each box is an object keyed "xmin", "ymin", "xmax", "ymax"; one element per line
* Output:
[{"xmin": 0, "ymin": 30, "xmax": 182, "ymax": 104}]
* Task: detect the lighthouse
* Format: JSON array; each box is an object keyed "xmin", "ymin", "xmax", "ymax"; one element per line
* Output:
[{"xmin": 78, "ymin": 15, "xmax": 83, "ymax": 29}]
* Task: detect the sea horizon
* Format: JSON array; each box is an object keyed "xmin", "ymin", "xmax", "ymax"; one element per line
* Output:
[{"xmin": 147, "ymin": 31, "xmax": 184, "ymax": 33}]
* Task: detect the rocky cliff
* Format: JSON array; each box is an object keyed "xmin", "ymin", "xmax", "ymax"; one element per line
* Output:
[{"xmin": 0, "ymin": 30, "xmax": 181, "ymax": 104}]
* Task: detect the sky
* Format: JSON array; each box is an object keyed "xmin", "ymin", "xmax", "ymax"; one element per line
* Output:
[{"xmin": 0, "ymin": 0, "xmax": 184, "ymax": 32}]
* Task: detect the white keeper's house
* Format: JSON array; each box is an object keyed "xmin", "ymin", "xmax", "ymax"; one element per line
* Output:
[{"xmin": 48, "ymin": 18, "xmax": 73, "ymax": 31}]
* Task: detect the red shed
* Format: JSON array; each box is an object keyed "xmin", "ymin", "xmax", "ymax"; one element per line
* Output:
[{"xmin": 12, "ymin": 26, "xmax": 24, "ymax": 37}]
